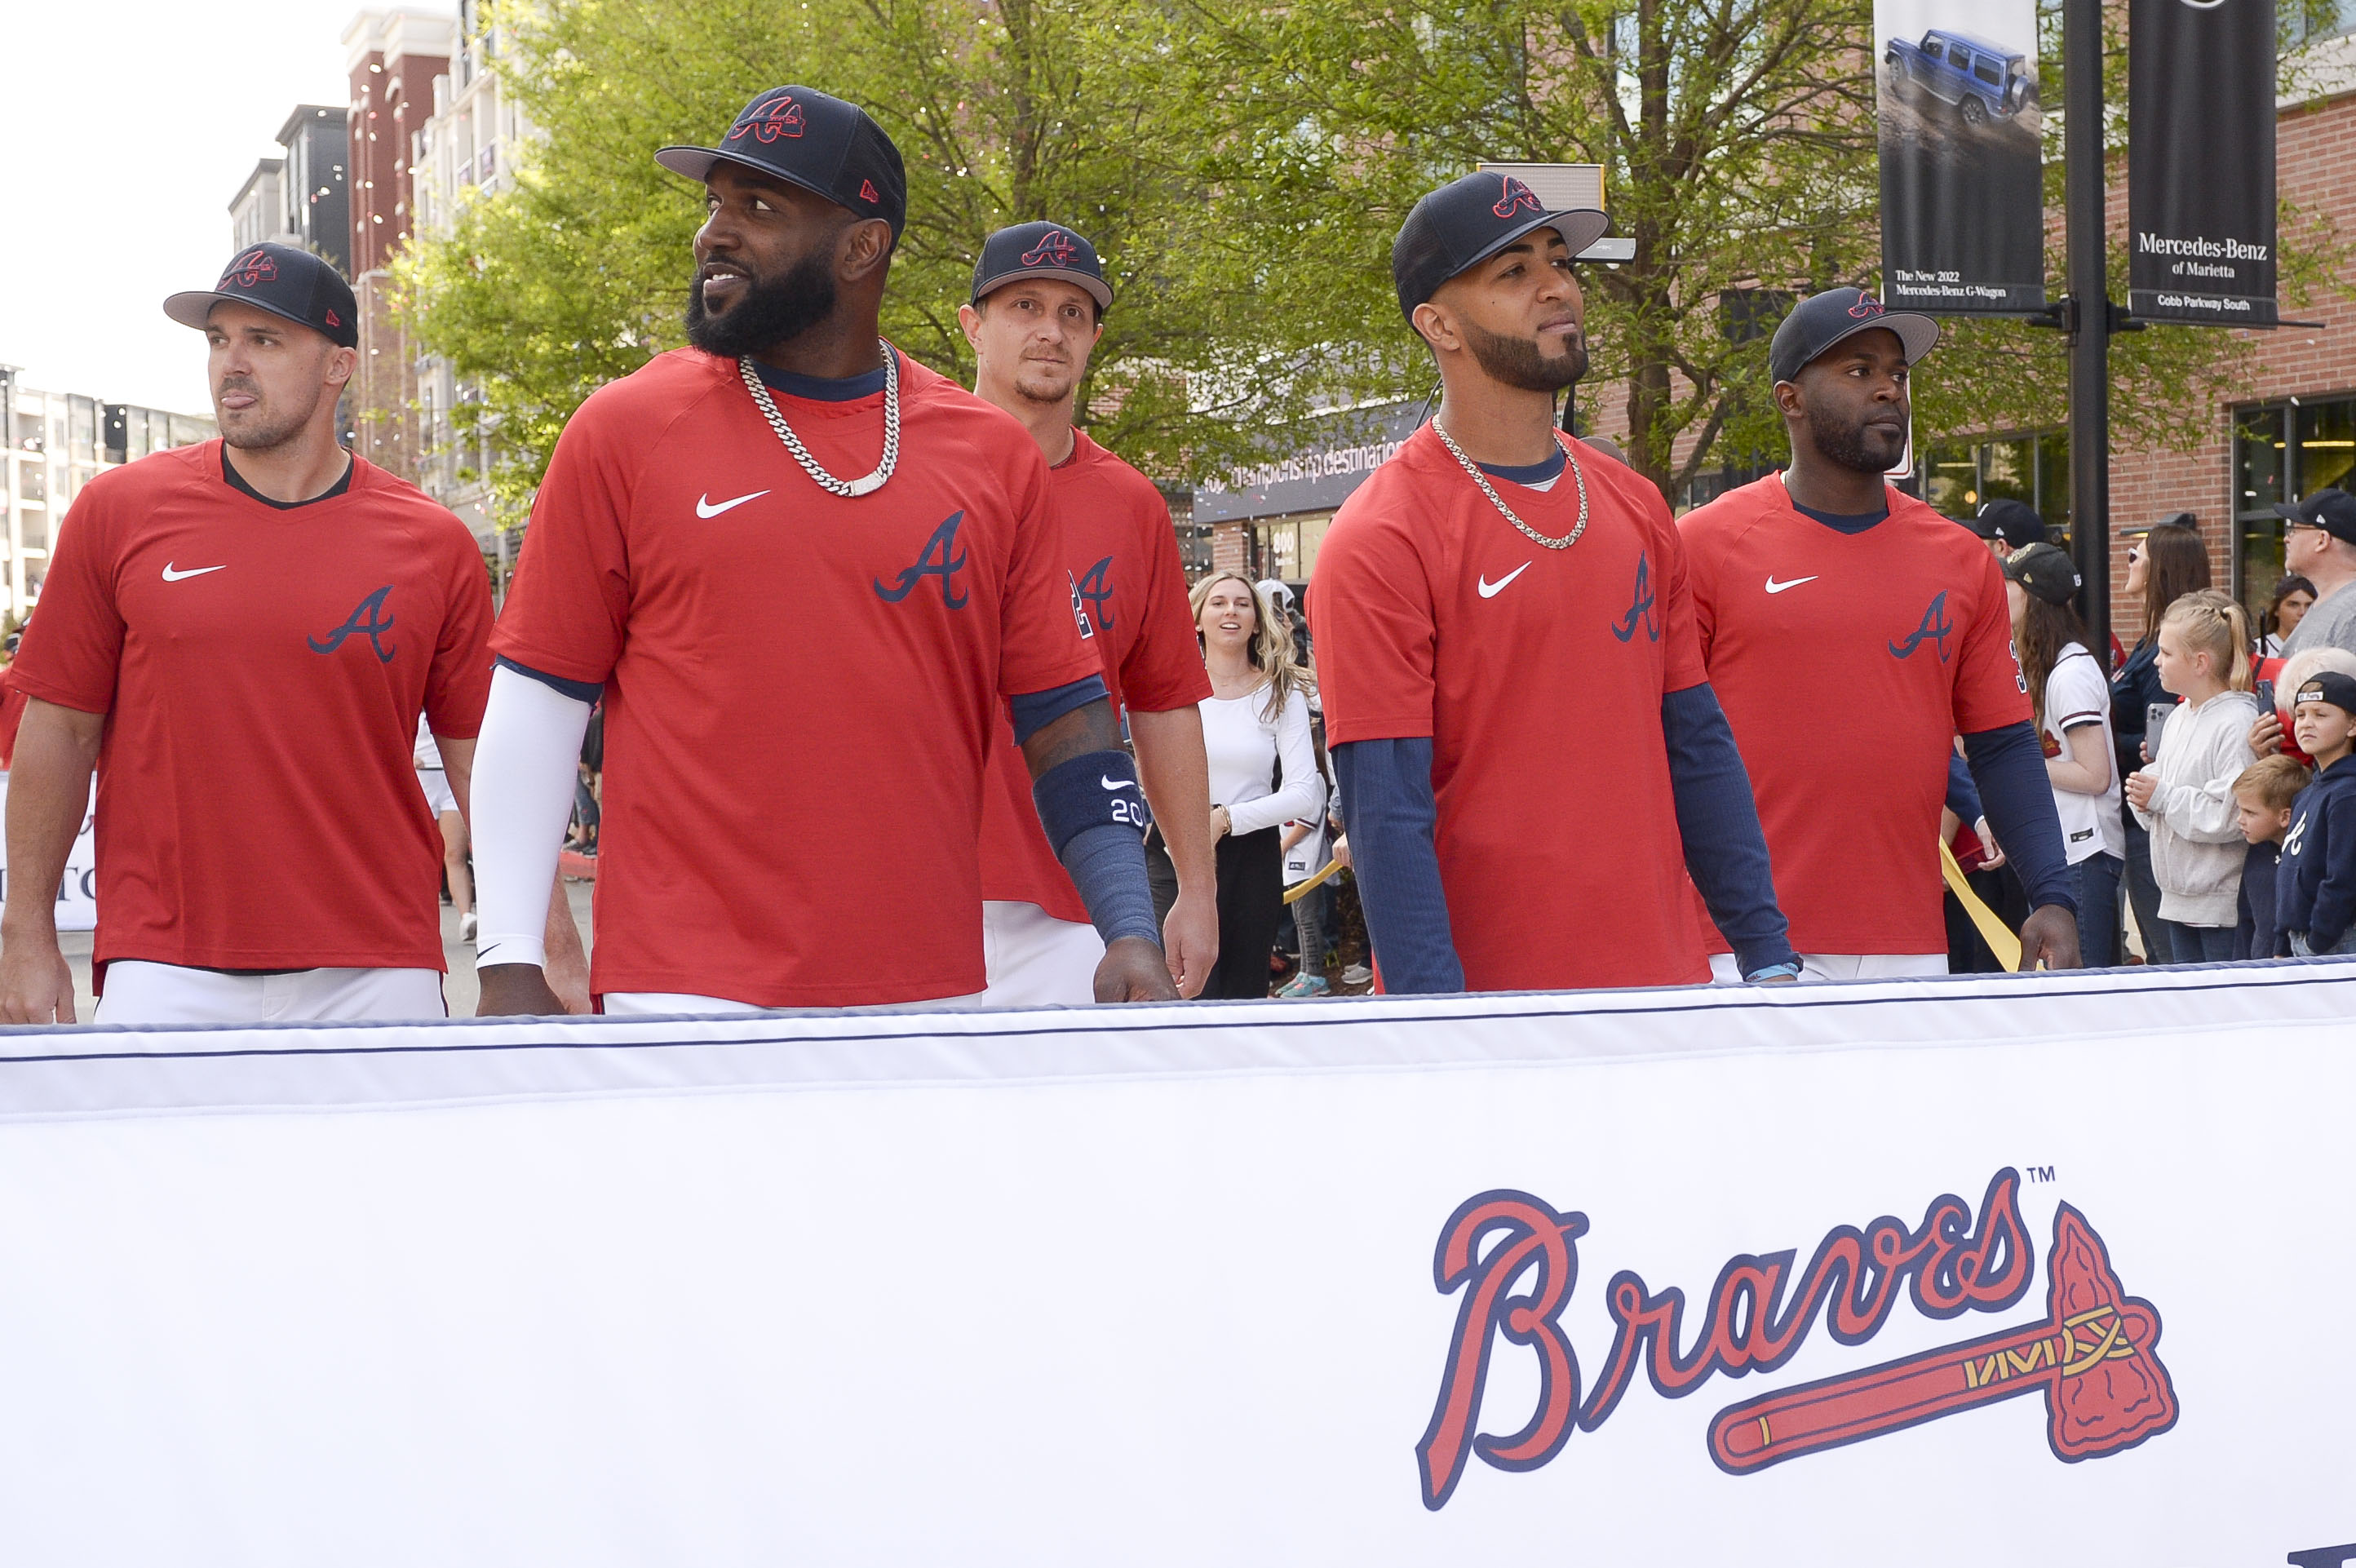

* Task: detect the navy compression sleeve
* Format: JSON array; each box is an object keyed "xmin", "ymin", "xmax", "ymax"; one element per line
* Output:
[
  {"xmin": 1963, "ymin": 721, "xmax": 2076, "ymax": 912},
  {"xmin": 1946, "ymin": 751, "xmax": 1984, "ymax": 825},
  {"xmin": 1661, "ymin": 685, "xmax": 1796, "ymax": 978},
  {"xmin": 1009, "ymin": 675, "xmax": 1109, "ymax": 745},
  {"xmin": 1331, "ymin": 738, "xmax": 1464, "ymax": 993}
]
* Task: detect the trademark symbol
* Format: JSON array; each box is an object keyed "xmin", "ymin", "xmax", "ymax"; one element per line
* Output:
[{"xmin": 2026, "ymin": 1165, "xmax": 2056, "ymax": 1185}]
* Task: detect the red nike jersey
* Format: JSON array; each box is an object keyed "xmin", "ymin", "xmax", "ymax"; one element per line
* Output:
[
  {"xmin": 490, "ymin": 347, "xmax": 1101, "ymax": 1006},
  {"xmin": 1680, "ymin": 473, "xmax": 2031, "ymax": 955},
  {"xmin": 1310, "ymin": 426, "xmax": 1711, "ymax": 990},
  {"xmin": 11, "ymin": 442, "xmax": 493, "ymax": 972},
  {"xmin": 977, "ymin": 427, "xmax": 1213, "ymax": 923}
]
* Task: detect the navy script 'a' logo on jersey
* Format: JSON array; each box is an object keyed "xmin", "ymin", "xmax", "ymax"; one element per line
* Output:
[
  {"xmin": 1889, "ymin": 591, "xmax": 1953, "ymax": 663},
  {"xmin": 1611, "ymin": 553, "xmax": 1658, "ymax": 644},
  {"xmin": 1074, "ymin": 555, "xmax": 1115, "ymax": 633},
  {"xmin": 874, "ymin": 512, "xmax": 969, "ymax": 608},
  {"xmin": 308, "ymin": 586, "xmax": 396, "ymax": 662}
]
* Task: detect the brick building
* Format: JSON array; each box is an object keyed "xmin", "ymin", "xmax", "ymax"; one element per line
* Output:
[{"xmin": 343, "ymin": 10, "xmax": 451, "ymax": 485}]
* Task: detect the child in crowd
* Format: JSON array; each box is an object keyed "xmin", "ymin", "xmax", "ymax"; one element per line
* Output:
[
  {"xmin": 2279, "ymin": 670, "xmax": 2356, "ymax": 958},
  {"xmin": 2232, "ymin": 755, "xmax": 2308, "ymax": 959},
  {"xmin": 2127, "ymin": 591, "xmax": 2263, "ymax": 964}
]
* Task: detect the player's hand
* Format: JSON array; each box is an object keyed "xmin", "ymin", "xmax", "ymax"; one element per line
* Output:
[
  {"xmin": 1095, "ymin": 935, "xmax": 1181, "ymax": 1003},
  {"xmin": 2250, "ymin": 711, "xmax": 2285, "ymax": 757},
  {"xmin": 1973, "ymin": 817, "xmax": 2005, "ymax": 870},
  {"xmin": 2124, "ymin": 769, "xmax": 2158, "ymax": 812},
  {"xmin": 2018, "ymin": 905, "xmax": 2082, "ymax": 972},
  {"xmin": 1162, "ymin": 888, "xmax": 1219, "ymax": 998},
  {"xmin": 0, "ymin": 934, "xmax": 77, "ymax": 1024},
  {"xmin": 477, "ymin": 963, "xmax": 567, "ymax": 1017}
]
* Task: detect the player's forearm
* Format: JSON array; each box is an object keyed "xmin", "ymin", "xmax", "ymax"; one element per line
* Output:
[
  {"xmin": 1331, "ymin": 738, "xmax": 1464, "ymax": 993},
  {"xmin": 436, "ymin": 734, "xmax": 476, "ymax": 821},
  {"xmin": 1128, "ymin": 706, "xmax": 1214, "ymax": 893},
  {"xmin": 1, "ymin": 699, "xmax": 101, "ymax": 941},
  {"xmin": 471, "ymin": 666, "xmax": 593, "ymax": 970},
  {"xmin": 1963, "ymin": 722, "xmax": 2076, "ymax": 911},
  {"xmin": 1660, "ymin": 684, "xmax": 1796, "ymax": 977},
  {"xmin": 1027, "ymin": 699, "xmax": 1161, "ymax": 950}
]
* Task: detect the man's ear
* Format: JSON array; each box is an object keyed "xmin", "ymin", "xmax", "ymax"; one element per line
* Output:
[
  {"xmin": 325, "ymin": 345, "xmax": 359, "ymax": 391},
  {"xmin": 1410, "ymin": 299, "xmax": 1459, "ymax": 356},
  {"xmin": 839, "ymin": 217, "xmax": 895, "ymax": 282},
  {"xmin": 957, "ymin": 300, "xmax": 985, "ymax": 356},
  {"xmin": 1772, "ymin": 379, "xmax": 1804, "ymax": 420}
]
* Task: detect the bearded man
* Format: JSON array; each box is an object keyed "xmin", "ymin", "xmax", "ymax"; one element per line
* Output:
[{"xmin": 1306, "ymin": 172, "xmax": 1796, "ymax": 992}]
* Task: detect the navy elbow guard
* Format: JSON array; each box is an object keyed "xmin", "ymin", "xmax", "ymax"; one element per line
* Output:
[{"xmin": 1032, "ymin": 750, "xmax": 1150, "ymax": 855}]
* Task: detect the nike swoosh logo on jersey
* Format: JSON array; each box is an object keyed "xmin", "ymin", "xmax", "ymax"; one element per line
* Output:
[
  {"xmin": 161, "ymin": 563, "xmax": 227, "ymax": 582},
  {"xmin": 1102, "ymin": 777, "xmax": 1136, "ymax": 791},
  {"xmin": 1477, "ymin": 563, "xmax": 1530, "ymax": 598},
  {"xmin": 696, "ymin": 489, "xmax": 770, "ymax": 518},
  {"xmin": 1765, "ymin": 575, "xmax": 1820, "ymax": 594}
]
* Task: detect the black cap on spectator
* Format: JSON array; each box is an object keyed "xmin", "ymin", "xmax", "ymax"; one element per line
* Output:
[
  {"xmin": 1393, "ymin": 171, "xmax": 1609, "ymax": 323},
  {"xmin": 162, "ymin": 243, "xmax": 358, "ymax": 349},
  {"xmin": 971, "ymin": 221, "xmax": 1112, "ymax": 311},
  {"xmin": 1973, "ymin": 498, "xmax": 2048, "ymax": 548},
  {"xmin": 2004, "ymin": 543, "xmax": 2082, "ymax": 607},
  {"xmin": 657, "ymin": 86, "xmax": 907, "ymax": 237},
  {"xmin": 2273, "ymin": 488, "xmax": 2356, "ymax": 547},
  {"xmin": 2293, "ymin": 669, "xmax": 2356, "ymax": 715},
  {"xmin": 1768, "ymin": 286, "xmax": 1940, "ymax": 384}
]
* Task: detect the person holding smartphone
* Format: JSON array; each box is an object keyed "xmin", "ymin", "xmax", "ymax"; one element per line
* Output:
[{"xmin": 2110, "ymin": 516, "xmax": 2209, "ymax": 956}]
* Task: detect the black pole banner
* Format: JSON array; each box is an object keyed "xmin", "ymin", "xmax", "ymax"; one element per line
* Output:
[
  {"xmin": 1876, "ymin": 1, "xmax": 2048, "ymax": 313},
  {"xmin": 2128, "ymin": 0, "xmax": 2278, "ymax": 326}
]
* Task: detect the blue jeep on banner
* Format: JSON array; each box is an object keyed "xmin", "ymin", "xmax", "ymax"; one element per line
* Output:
[{"xmin": 1884, "ymin": 29, "xmax": 2035, "ymax": 128}]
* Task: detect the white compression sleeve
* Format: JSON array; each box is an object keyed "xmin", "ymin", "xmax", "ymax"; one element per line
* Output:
[{"xmin": 471, "ymin": 664, "xmax": 593, "ymax": 971}]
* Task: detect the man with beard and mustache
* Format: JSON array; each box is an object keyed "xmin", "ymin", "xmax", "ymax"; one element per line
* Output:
[
  {"xmin": 1678, "ymin": 286, "xmax": 2079, "ymax": 977},
  {"xmin": 470, "ymin": 87, "xmax": 1176, "ymax": 1013},
  {"xmin": 1307, "ymin": 172, "xmax": 1795, "ymax": 992},
  {"xmin": 956, "ymin": 223, "xmax": 1219, "ymax": 1002},
  {"xmin": 0, "ymin": 244, "xmax": 572, "ymax": 1023}
]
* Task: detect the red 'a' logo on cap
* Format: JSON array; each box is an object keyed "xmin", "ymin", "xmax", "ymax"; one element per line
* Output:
[
  {"xmin": 861, "ymin": 179, "xmax": 881, "ymax": 203},
  {"xmin": 729, "ymin": 93, "xmax": 806, "ymax": 144},
  {"xmin": 326, "ymin": 308, "xmax": 342, "ymax": 327},
  {"xmin": 1850, "ymin": 292, "xmax": 1885, "ymax": 319},
  {"xmin": 1492, "ymin": 175, "xmax": 1543, "ymax": 220},
  {"xmin": 219, "ymin": 249, "xmax": 278, "ymax": 289},
  {"xmin": 1021, "ymin": 230, "xmax": 1080, "ymax": 268}
]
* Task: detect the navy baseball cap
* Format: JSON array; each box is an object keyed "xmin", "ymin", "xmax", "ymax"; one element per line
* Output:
[
  {"xmin": 163, "ymin": 243, "xmax": 358, "ymax": 349},
  {"xmin": 2004, "ymin": 543, "xmax": 2082, "ymax": 607},
  {"xmin": 1392, "ymin": 171, "xmax": 1610, "ymax": 322},
  {"xmin": 1973, "ymin": 498, "xmax": 2049, "ymax": 548},
  {"xmin": 2273, "ymin": 487, "xmax": 2356, "ymax": 547},
  {"xmin": 972, "ymin": 221, "xmax": 1112, "ymax": 311},
  {"xmin": 2293, "ymin": 669, "xmax": 2356, "ymax": 715},
  {"xmin": 656, "ymin": 86, "xmax": 907, "ymax": 237},
  {"xmin": 1768, "ymin": 286, "xmax": 1939, "ymax": 384}
]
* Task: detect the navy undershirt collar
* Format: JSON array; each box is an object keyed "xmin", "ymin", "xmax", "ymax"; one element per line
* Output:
[
  {"xmin": 1477, "ymin": 447, "xmax": 1567, "ymax": 487},
  {"xmin": 749, "ymin": 357, "xmax": 890, "ymax": 402},
  {"xmin": 222, "ymin": 446, "xmax": 354, "ymax": 509},
  {"xmin": 1791, "ymin": 497, "xmax": 1889, "ymax": 535}
]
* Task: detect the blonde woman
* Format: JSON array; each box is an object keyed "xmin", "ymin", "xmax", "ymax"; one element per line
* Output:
[{"xmin": 1154, "ymin": 574, "xmax": 1324, "ymax": 998}]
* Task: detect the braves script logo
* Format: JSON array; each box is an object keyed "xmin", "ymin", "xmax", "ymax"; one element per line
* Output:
[
  {"xmin": 1850, "ymin": 292, "xmax": 1887, "ymax": 319},
  {"xmin": 1415, "ymin": 1170, "xmax": 2177, "ymax": 1508},
  {"xmin": 729, "ymin": 93, "xmax": 806, "ymax": 143},
  {"xmin": 874, "ymin": 512, "xmax": 969, "ymax": 608},
  {"xmin": 1610, "ymin": 554, "xmax": 1658, "ymax": 644},
  {"xmin": 1492, "ymin": 175, "xmax": 1543, "ymax": 220},
  {"xmin": 308, "ymin": 586, "xmax": 397, "ymax": 663},
  {"xmin": 220, "ymin": 248, "xmax": 277, "ymax": 289},
  {"xmin": 1889, "ymin": 590, "xmax": 1954, "ymax": 662},
  {"xmin": 1021, "ymin": 230, "xmax": 1081, "ymax": 268}
]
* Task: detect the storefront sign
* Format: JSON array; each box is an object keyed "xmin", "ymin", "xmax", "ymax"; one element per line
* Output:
[
  {"xmin": 0, "ymin": 963, "xmax": 2349, "ymax": 1561},
  {"xmin": 1194, "ymin": 401, "xmax": 1424, "ymax": 522},
  {"xmin": 1876, "ymin": 0, "xmax": 2048, "ymax": 312},
  {"xmin": 2129, "ymin": 0, "xmax": 2279, "ymax": 326}
]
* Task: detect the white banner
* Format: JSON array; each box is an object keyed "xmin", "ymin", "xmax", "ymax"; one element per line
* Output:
[
  {"xmin": 0, "ymin": 772, "xmax": 97, "ymax": 930},
  {"xmin": 0, "ymin": 963, "xmax": 2351, "ymax": 1563}
]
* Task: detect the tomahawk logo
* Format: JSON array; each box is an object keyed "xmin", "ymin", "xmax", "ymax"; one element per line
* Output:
[
  {"xmin": 1415, "ymin": 1169, "xmax": 2177, "ymax": 1508},
  {"xmin": 220, "ymin": 248, "xmax": 277, "ymax": 289},
  {"xmin": 1021, "ymin": 230, "xmax": 1081, "ymax": 268},
  {"xmin": 729, "ymin": 93, "xmax": 806, "ymax": 143},
  {"xmin": 1492, "ymin": 176, "xmax": 1543, "ymax": 220}
]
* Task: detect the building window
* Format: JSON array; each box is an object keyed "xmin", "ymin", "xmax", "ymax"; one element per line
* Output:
[
  {"xmin": 1918, "ymin": 429, "xmax": 2070, "ymax": 541},
  {"xmin": 2234, "ymin": 395, "xmax": 2356, "ymax": 625}
]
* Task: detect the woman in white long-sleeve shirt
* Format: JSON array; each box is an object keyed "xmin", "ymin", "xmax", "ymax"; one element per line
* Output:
[{"xmin": 1157, "ymin": 573, "xmax": 1323, "ymax": 998}]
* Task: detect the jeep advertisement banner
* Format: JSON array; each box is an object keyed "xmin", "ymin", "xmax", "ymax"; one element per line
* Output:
[
  {"xmin": 0, "ymin": 964, "xmax": 2351, "ymax": 1561},
  {"xmin": 2129, "ymin": 0, "xmax": 2279, "ymax": 326},
  {"xmin": 1875, "ymin": 0, "xmax": 2047, "ymax": 313}
]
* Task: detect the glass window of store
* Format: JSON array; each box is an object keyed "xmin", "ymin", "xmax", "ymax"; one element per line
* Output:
[
  {"xmin": 2234, "ymin": 396, "xmax": 2356, "ymax": 626},
  {"xmin": 1917, "ymin": 430, "xmax": 2070, "ymax": 542}
]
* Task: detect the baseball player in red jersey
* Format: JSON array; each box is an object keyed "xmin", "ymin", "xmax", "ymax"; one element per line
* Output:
[
  {"xmin": 1309, "ymin": 173, "xmax": 1796, "ymax": 992},
  {"xmin": 1680, "ymin": 287, "xmax": 2079, "ymax": 978},
  {"xmin": 0, "ymin": 245, "xmax": 587, "ymax": 1025},
  {"xmin": 959, "ymin": 221, "xmax": 1218, "ymax": 1003},
  {"xmin": 469, "ymin": 86, "xmax": 1178, "ymax": 1014}
]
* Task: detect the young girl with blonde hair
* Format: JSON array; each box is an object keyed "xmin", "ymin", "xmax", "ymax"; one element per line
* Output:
[{"xmin": 2125, "ymin": 590, "xmax": 2262, "ymax": 963}]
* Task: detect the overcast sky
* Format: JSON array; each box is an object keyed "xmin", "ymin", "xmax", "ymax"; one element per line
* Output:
[{"xmin": 0, "ymin": 0, "xmax": 425, "ymax": 415}]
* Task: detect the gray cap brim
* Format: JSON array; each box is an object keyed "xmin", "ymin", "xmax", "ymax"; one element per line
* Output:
[
  {"xmin": 972, "ymin": 266, "xmax": 1114, "ymax": 311},
  {"xmin": 161, "ymin": 290, "xmax": 320, "ymax": 339},
  {"xmin": 1465, "ymin": 207, "xmax": 1613, "ymax": 276},
  {"xmin": 1787, "ymin": 312, "xmax": 1942, "ymax": 382},
  {"xmin": 654, "ymin": 144, "xmax": 852, "ymax": 218}
]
